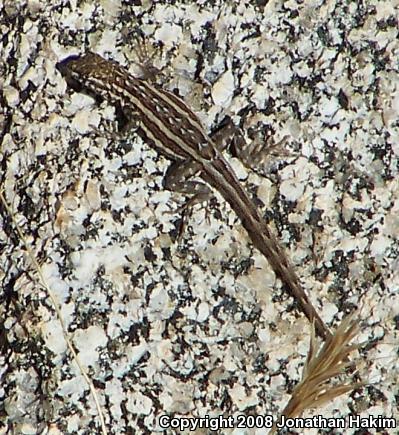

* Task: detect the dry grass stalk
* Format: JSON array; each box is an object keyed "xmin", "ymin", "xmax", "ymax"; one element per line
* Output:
[
  {"xmin": 271, "ymin": 314, "xmax": 365, "ymax": 433},
  {"xmin": 0, "ymin": 190, "xmax": 108, "ymax": 435}
]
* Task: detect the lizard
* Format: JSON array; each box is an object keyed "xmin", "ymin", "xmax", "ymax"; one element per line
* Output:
[{"xmin": 56, "ymin": 51, "xmax": 332, "ymax": 340}]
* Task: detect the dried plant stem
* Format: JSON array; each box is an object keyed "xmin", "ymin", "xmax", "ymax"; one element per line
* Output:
[
  {"xmin": 0, "ymin": 190, "xmax": 108, "ymax": 435},
  {"xmin": 270, "ymin": 314, "xmax": 365, "ymax": 434}
]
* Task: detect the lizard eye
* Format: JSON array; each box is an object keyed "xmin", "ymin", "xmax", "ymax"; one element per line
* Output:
[{"xmin": 56, "ymin": 55, "xmax": 81, "ymax": 74}]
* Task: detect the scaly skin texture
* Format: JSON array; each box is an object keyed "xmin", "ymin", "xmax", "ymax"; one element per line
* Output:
[{"xmin": 57, "ymin": 52, "xmax": 331, "ymax": 340}]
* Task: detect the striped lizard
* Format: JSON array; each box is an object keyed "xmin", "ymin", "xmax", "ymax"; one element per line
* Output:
[{"xmin": 56, "ymin": 51, "xmax": 331, "ymax": 340}]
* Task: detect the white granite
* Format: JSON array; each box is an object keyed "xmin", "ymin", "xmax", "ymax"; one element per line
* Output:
[{"xmin": 0, "ymin": 0, "xmax": 398, "ymax": 433}]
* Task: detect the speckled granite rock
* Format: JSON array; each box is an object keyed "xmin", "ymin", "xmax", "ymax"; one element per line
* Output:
[{"xmin": 1, "ymin": 1, "xmax": 398, "ymax": 433}]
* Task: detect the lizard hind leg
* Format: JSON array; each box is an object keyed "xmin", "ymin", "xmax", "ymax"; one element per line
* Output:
[
  {"xmin": 232, "ymin": 126, "xmax": 292, "ymax": 175},
  {"xmin": 213, "ymin": 115, "xmax": 294, "ymax": 175},
  {"xmin": 163, "ymin": 160, "xmax": 214, "ymax": 240}
]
